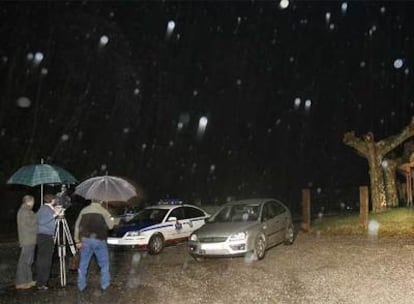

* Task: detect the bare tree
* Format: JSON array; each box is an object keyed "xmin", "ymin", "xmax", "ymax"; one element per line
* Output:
[{"xmin": 343, "ymin": 118, "xmax": 414, "ymax": 212}]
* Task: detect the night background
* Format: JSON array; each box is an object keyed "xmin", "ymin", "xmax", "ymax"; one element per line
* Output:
[{"xmin": 1, "ymin": 1, "xmax": 413, "ymax": 219}]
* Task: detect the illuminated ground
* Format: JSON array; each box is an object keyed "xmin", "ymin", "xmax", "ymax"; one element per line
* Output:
[{"xmin": 1, "ymin": 233, "xmax": 414, "ymax": 303}]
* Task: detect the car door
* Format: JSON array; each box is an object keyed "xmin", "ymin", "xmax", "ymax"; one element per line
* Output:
[
  {"xmin": 166, "ymin": 207, "xmax": 187, "ymax": 241},
  {"xmin": 182, "ymin": 206, "xmax": 208, "ymax": 237},
  {"xmin": 261, "ymin": 200, "xmax": 287, "ymax": 246},
  {"xmin": 261, "ymin": 202, "xmax": 278, "ymax": 246},
  {"xmin": 270, "ymin": 201, "xmax": 290, "ymax": 243}
]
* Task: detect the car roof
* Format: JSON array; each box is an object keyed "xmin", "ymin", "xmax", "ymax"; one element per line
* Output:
[
  {"xmin": 224, "ymin": 198, "xmax": 280, "ymax": 206},
  {"xmin": 145, "ymin": 204, "xmax": 203, "ymax": 210}
]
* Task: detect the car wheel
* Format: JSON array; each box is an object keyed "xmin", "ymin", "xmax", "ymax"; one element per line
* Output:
[
  {"xmin": 148, "ymin": 233, "xmax": 164, "ymax": 255},
  {"xmin": 284, "ymin": 224, "xmax": 295, "ymax": 245},
  {"xmin": 253, "ymin": 235, "xmax": 266, "ymax": 260}
]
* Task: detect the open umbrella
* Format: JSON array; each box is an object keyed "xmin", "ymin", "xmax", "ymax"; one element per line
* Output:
[
  {"xmin": 7, "ymin": 160, "xmax": 78, "ymax": 204},
  {"xmin": 74, "ymin": 175, "xmax": 137, "ymax": 202}
]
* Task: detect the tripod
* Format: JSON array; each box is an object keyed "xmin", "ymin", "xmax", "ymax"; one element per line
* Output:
[{"xmin": 54, "ymin": 215, "xmax": 77, "ymax": 287}]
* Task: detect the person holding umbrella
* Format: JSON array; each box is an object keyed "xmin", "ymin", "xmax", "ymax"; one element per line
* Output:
[
  {"xmin": 15, "ymin": 195, "xmax": 37, "ymax": 290},
  {"xmin": 74, "ymin": 199, "xmax": 114, "ymax": 292},
  {"xmin": 36, "ymin": 194, "xmax": 61, "ymax": 290}
]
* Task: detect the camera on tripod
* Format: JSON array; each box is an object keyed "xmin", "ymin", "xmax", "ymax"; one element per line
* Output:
[
  {"xmin": 54, "ymin": 184, "xmax": 76, "ymax": 287},
  {"xmin": 55, "ymin": 185, "xmax": 72, "ymax": 210}
]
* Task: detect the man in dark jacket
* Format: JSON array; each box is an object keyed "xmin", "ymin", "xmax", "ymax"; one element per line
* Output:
[
  {"xmin": 15, "ymin": 195, "xmax": 37, "ymax": 289},
  {"xmin": 74, "ymin": 200, "xmax": 114, "ymax": 292}
]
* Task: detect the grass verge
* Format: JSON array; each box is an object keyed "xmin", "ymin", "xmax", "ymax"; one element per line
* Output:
[{"xmin": 312, "ymin": 207, "xmax": 414, "ymax": 237}]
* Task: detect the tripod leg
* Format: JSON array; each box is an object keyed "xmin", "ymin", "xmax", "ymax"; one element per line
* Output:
[
  {"xmin": 61, "ymin": 247, "xmax": 66, "ymax": 286},
  {"xmin": 60, "ymin": 248, "xmax": 65, "ymax": 287},
  {"xmin": 55, "ymin": 218, "xmax": 66, "ymax": 287},
  {"xmin": 55, "ymin": 217, "xmax": 76, "ymax": 287},
  {"xmin": 62, "ymin": 218, "xmax": 76, "ymax": 256}
]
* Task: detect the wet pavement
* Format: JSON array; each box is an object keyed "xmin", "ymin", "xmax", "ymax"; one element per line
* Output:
[{"xmin": 2, "ymin": 234, "xmax": 414, "ymax": 304}]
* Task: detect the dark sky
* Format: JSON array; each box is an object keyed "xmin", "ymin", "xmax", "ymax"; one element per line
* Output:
[{"xmin": 0, "ymin": 1, "xmax": 413, "ymax": 207}]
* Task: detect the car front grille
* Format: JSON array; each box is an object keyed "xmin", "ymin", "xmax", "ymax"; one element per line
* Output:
[{"xmin": 199, "ymin": 237, "xmax": 228, "ymax": 243}]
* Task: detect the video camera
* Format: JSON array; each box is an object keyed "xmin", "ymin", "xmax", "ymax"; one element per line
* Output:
[{"xmin": 55, "ymin": 185, "xmax": 72, "ymax": 209}]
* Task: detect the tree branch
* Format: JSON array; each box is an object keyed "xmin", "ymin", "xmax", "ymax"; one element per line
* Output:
[
  {"xmin": 343, "ymin": 131, "xmax": 369, "ymax": 157},
  {"xmin": 377, "ymin": 117, "xmax": 414, "ymax": 155}
]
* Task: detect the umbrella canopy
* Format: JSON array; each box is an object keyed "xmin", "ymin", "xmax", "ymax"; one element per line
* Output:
[
  {"xmin": 7, "ymin": 164, "xmax": 78, "ymax": 187},
  {"xmin": 74, "ymin": 175, "xmax": 137, "ymax": 202},
  {"xmin": 7, "ymin": 162, "xmax": 77, "ymax": 205}
]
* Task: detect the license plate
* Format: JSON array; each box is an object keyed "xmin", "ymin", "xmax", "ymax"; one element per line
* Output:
[{"xmin": 201, "ymin": 243, "xmax": 222, "ymax": 250}]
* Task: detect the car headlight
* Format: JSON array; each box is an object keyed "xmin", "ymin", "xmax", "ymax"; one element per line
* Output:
[
  {"xmin": 189, "ymin": 234, "xmax": 198, "ymax": 241},
  {"xmin": 126, "ymin": 231, "xmax": 140, "ymax": 237},
  {"xmin": 228, "ymin": 232, "xmax": 247, "ymax": 242}
]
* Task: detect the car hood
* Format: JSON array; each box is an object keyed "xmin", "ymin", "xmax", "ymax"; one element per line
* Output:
[
  {"xmin": 194, "ymin": 221, "xmax": 259, "ymax": 238},
  {"xmin": 112, "ymin": 220, "xmax": 155, "ymax": 237}
]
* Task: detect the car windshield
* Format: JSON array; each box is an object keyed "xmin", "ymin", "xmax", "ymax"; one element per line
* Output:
[
  {"xmin": 209, "ymin": 204, "xmax": 260, "ymax": 223},
  {"xmin": 129, "ymin": 208, "xmax": 168, "ymax": 224}
]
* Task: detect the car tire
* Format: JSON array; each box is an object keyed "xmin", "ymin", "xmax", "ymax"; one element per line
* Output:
[
  {"xmin": 253, "ymin": 234, "xmax": 266, "ymax": 260},
  {"xmin": 148, "ymin": 233, "xmax": 164, "ymax": 255},
  {"xmin": 284, "ymin": 224, "xmax": 295, "ymax": 245}
]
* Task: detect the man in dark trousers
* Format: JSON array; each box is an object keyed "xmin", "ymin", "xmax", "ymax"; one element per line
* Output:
[
  {"xmin": 74, "ymin": 199, "xmax": 114, "ymax": 292},
  {"xmin": 36, "ymin": 194, "xmax": 60, "ymax": 290},
  {"xmin": 15, "ymin": 195, "xmax": 37, "ymax": 289}
]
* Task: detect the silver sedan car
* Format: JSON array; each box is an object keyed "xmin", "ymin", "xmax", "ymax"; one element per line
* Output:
[{"xmin": 188, "ymin": 198, "xmax": 295, "ymax": 260}]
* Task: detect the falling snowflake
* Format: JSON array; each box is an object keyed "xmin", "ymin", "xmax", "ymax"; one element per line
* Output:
[
  {"xmin": 166, "ymin": 20, "xmax": 176, "ymax": 39},
  {"xmin": 33, "ymin": 52, "xmax": 44, "ymax": 64},
  {"xmin": 16, "ymin": 96, "xmax": 31, "ymax": 108},
  {"xmin": 341, "ymin": 2, "xmax": 348, "ymax": 14},
  {"xmin": 197, "ymin": 116, "xmax": 208, "ymax": 139},
  {"xmin": 279, "ymin": 0, "xmax": 289, "ymax": 10},
  {"xmin": 393, "ymin": 58, "xmax": 403, "ymax": 69},
  {"xmin": 325, "ymin": 12, "xmax": 331, "ymax": 23},
  {"xmin": 99, "ymin": 35, "xmax": 109, "ymax": 46},
  {"xmin": 177, "ymin": 122, "xmax": 184, "ymax": 131},
  {"xmin": 304, "ymin": 99, "xmax": 312, "ymax": 111},
  {"xmin": 294, "ymin": 97, "xmax": 301, "ymax": 109}
]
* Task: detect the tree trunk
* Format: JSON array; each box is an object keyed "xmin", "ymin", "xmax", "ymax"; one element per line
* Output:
[
  {"xmin": 368, "ymin": 158, "xmax": 386, "ymax": 212},
  {"xmin": 383, "ymin": 159, "xmax": 399, "ymax": 207}
]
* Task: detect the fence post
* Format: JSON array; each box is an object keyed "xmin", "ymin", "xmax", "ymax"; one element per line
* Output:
[
  {"xmin": 360, "ymin": 186, "xmax": 369, "ymax": 228},
  {"xmin": 301, "ymin": 188, "xmax": 311, "ymax": 232}
]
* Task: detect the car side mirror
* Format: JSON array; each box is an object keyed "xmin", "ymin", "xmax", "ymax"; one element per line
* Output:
[{"xmin": 167, "ymin": 216, "xmax": 177, "ymax": 222}]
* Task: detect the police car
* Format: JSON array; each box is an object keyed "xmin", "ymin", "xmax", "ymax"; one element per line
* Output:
[{"xmin": 107, "ymin": 199, "xmax": 210, "ymax": 255}]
